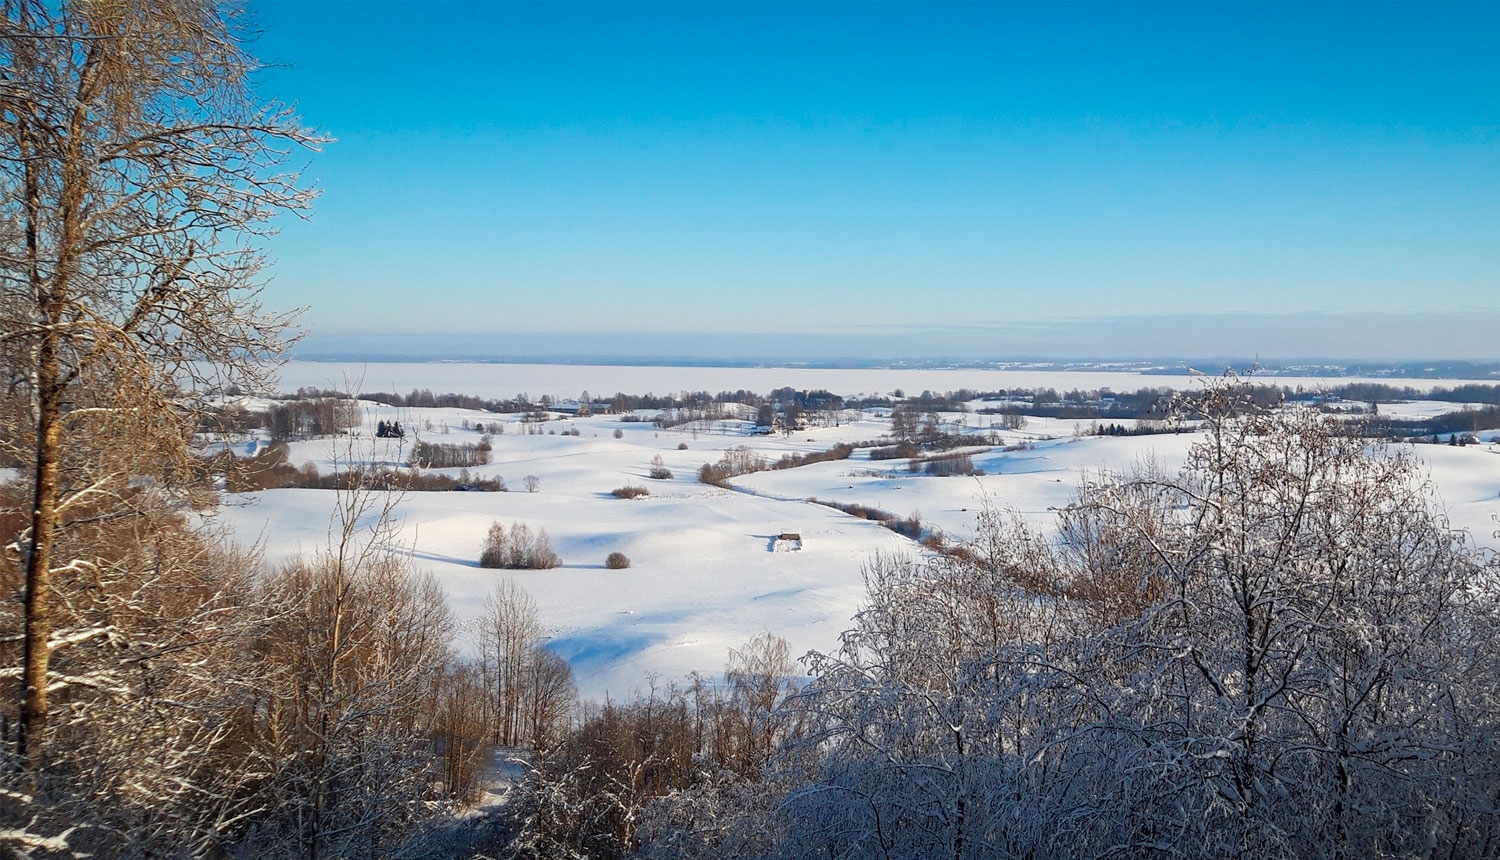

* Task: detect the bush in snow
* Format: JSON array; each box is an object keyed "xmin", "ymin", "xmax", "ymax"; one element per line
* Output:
[{"xmin": 648, "ymin": 455, "xmax": 673, "ymax": 480}]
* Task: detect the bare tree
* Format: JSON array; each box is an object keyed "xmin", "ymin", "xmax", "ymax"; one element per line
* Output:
[
  {"xmin": 431, "ymin": 660, "xmax": 492, "ymax": 804},
  {"xmin": 1, "ymin": 0, "xmax": 318, "ymax": 770},
  {"xmin": 241, "ymin": 442, "xmax": 454, "ymax": 860},
  {"xmin": 477, "ymin": 579, "xmax": 542, "ymax": 748},
  {"xmin": 723, "ymin": 632, "xmax": 794, "ymax": 777}
]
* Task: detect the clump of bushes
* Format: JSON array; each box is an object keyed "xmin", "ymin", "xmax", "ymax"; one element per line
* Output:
[
  {"xmin": 479, "ymin": 521, "xmax": 562, "ymax": 569},
  {"xmin": 912, "ymin": 452, "xmax": 977, "ymax": 476},
  {"xmin": 648, "ymin": 455, "xmax": 673, "ymax": 480},
  {"xmin": 677, "ymin": 442, "xmax": 689, "ymax": 450},
  {"xmin": 868, "ymin": 442, "xmax": 920, "ymax": 461},
  {"xmin": 923, "ymin": 433, "xmax": 991, "ymax": 452},
  {"xmin": 612, "ymin": 485, "xmax": 650, "ymax": 499},
  {"xmin": 886, "ymin": 513, "xmax": 923, "ymax": 539},
  {"xmin": 771, "ymin": 443, "xmax": 853, "ymax": 470},
  {"xmin": 613, "ymin": 428, "xmax": 624, "ymax": 439},
  {"xmin": 811, "ymin": 498, "xmax": 923, "ymax": 540},
  {"xmin": 604, "ymin": 552, "xmax": 631, "ymax": 569},
  {"xmin": 812, "ymin": 499, "xmax": 891, "ymax": 522}
]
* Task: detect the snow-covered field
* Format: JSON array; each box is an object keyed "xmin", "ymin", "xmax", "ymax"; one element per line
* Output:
[{"xmin": 213, "ymin": 369, "xmax": 1500, "ymax": 702}]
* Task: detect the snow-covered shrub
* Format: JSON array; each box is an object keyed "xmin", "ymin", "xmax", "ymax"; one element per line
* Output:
[
  {"xmin": 648, "ymin": 455, "xmax": 674, "ymax": 480},
  {"xmin": 913, "ymin": 451, "xmax": 974, "ymax": 475},
  {"xmin": 605, "ymin": 552, "xmax": 631, "ymax": 569},
  {"xmin": 761, "ymin": 378, "xmax": 1500, "ymax": 859},
  {"xmin": 770, "ymin": 443, "xmax": 853, "ymax": 470}
]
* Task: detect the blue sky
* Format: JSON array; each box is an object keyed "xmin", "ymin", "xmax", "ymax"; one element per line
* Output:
[{"xmin": 246, "ymin": 1, "xmax": 1500, "ymax": 359}]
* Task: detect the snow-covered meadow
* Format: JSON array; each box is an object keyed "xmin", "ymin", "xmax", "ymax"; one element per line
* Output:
[{"xmin": 215, "ymin": 363, "xmax": 1500, "ymax": 701}]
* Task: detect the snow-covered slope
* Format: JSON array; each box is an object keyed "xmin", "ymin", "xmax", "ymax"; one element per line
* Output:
[{"xmin": 213, "ymin": 388, "xmax": 1500, "ymax": 702}]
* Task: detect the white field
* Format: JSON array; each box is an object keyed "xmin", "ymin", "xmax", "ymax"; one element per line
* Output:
[{"xmin": 213, "ymin": 370, "xmax": 1500, "ymax": 702}]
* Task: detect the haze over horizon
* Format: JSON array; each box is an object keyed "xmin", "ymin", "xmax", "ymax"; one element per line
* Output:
[
  {"xmin": 297, "ymin": 310, "xmax": 1500, "ymax": 365},
  {"xmin": 250, "ymin": 2, "xmax": 1500, "ymax": 359}
]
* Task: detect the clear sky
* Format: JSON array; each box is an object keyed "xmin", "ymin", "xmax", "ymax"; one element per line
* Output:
[{"xmin": 245, "ymin": 1, "xmax": 1500, "ymax": 360}]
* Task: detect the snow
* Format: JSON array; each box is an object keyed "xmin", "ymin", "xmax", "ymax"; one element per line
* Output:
[
  {"xmin": 1376, "ymin": 399, "xmax": 1473, "ymax": 420},
  {"xmin": 214, "ymin": 407, "xmax": 914, "ymax": 700},
  {"xmin": 210, "ymin": 376, "xmax": 1500, "ymax": 703}
]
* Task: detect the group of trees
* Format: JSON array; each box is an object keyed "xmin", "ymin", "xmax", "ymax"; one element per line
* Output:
[
  {"xmin": 1090, "ymin": 420, "xmax": 1178, "ymax": 437},
  {"xmin": 769, "ymin": 443, "xmax": 853, "ymax": 471},
  {"xmin": 698, "ymin": 445, "xmax": 768, "ymax": 486},
  {"xmin": 3, "ymin": 0, "xmax": 311, "ymax": 849},
  {"xmin": 503, "ymin": 633, "xmax": 801, "ymax": 860},
  {"xmin": 909, "ymin": 450, "xmax": 977, "ymax": 475},
  {"xmin": 1365, "ymin": 404, "xmax": 1500, "ymax": 440},
  {"xmin": 216, "ymin": 442, "xmax": 507, "ymax": 493},
  {"xmin": 1288, "ymin": 381, "xmax": 1500, "ymax": 407},
  {"xmin": 472, "ymin": 581, "xmax": 575, "ymax": 751},
  {"xmin": 265, "ymin": 397, "xmax": 361, "ymax": 441},
  {"xmin": 479, "ymin": 521, "xmax": 563, "ymax": 570},
  {"xmin": 364, "ymin": 389, "xmax": 511, "ymax": 412},
  {"xmin": 412, "ymin": 436, "xmax": 493, "ymax": 468},
  {"xmin": 890, "ymin": 403, "xmax": 942, "ymax": 440},
  {"xmin": 1, "ymin": 447, "xmax": 497, "ymax": 856},
  {"xmin": 619, "ymin": 381, "xmax": 1500, "ymax": 859},
  {"xmin": 0, "ymin": 3, "xmax": 511, "ymax": 854},
  {"xmin": 239, "ymin": 497, "xmax": 466, "ymax": 857}
]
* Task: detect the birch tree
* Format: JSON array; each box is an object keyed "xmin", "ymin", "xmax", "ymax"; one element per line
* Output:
[{"xmin": 1, "ymin": 0, "xmax": 316, "ymax": 771}]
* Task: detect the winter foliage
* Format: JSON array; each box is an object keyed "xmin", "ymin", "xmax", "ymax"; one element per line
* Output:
[
  {"xmin": 635, "ymin": 382, "xmax": 1500, "ymax": 859},
  {"xmin": 2, "ymin": 0, "xmax": 1497, "ymax": 851}
]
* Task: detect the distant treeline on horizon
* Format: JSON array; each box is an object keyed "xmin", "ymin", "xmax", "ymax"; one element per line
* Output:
[
  {"xmin": 255, "ymin": 380, "xmax": 1500, "ymax": 442},
  {"xmin": 290, "ymin": 353, "xmax": 1500, "ymax": 381}
]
